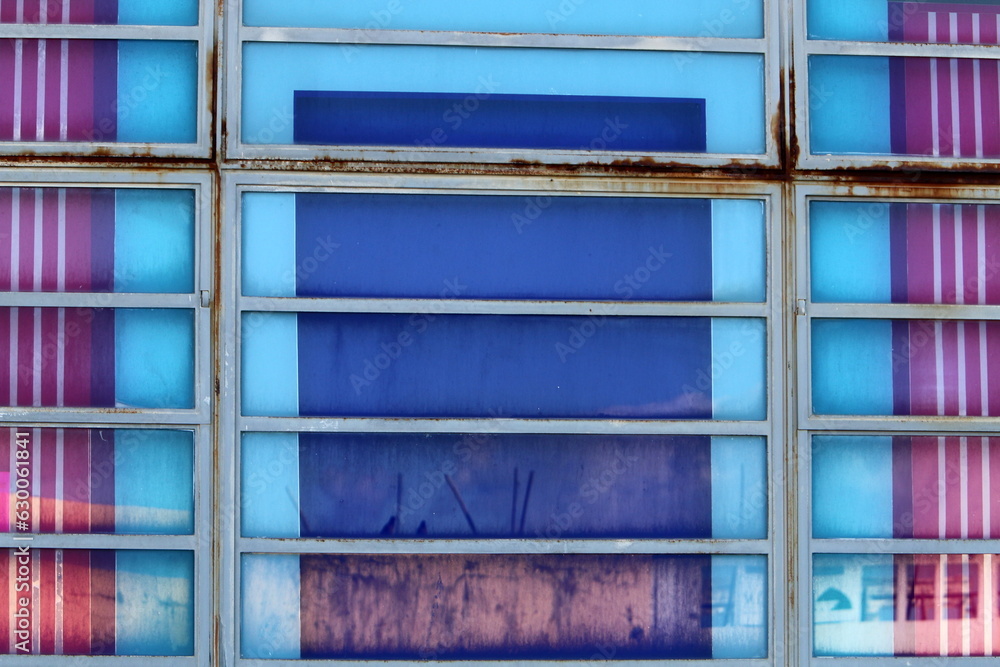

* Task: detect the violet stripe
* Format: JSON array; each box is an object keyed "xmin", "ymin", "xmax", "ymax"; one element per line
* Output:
[
  {"xmin": 40, "ymin": 308, "xmax": 58, "ymax": 405},
  {"xmin": 66, "ymin": 40, "xmax": 94, "ymax": 142},
  {"xmin": 89, "ymin": 430, "xmax": 113, "ymax": 532},
  {"xmin": 91, "ymin": 40, "xmax": 116, "ymax": 142},
  {"xmin": 19, "ymin": 38, "xmax": 38, "ymax": 146},
  {"xmin": 89, "ymin": 309, "xmax": 114, "ymax": 407},
  {"xmin": 0, "ymin": 39, "xmax": 16, "ymax": 141},
  {"xmin": 948, "ymin": 16, "xmax": 961, "ymax": 158},
  {"xmin": 8, "ymin": 307, "xmax": 17, "ymax": 406},
  {"xmin": 32, "ymin": 188, "xmax": 41, "ymax": 291},
  {"xmin": 43, "ymin": 39, "xmax": 59, "ymax": 140},
  {"xmin": 89, "ymin": 189, "xmax": 114, "ymax": 291},
  {"xmin": 893, "ymin": 436, "xmax": 914, "ymax": 537},
  {"xmin": 0, "ymin": 314, "xmax": 8, "ymax": 406}
]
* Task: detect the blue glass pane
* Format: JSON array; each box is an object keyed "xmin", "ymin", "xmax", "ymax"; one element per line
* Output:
[
  {"xmin": 242, "ymin": 44, "xmax": 766, "ymax": 154},
  {"xmin": 240, "ymin": 432, "xmax": 767, "ymax": 539},
  {"xmin": 240, "ymin": 313, "xmax": 767, "ymax": 419},
  {"xmin": 812, "ymin": 435, "xmax": 894, "ymax": 538},
  {"xmin": 809, "ymin": 0, "xmax": 1000, "ymax": 44},
  {"xmin": 241, "ymin": 193, "xmax": 766, "ymax": 301},
  {"xmin": 242, "ymin": 553, "xmax": 767, "ymax": 659},
  {"xmin": 243, "ymin": 0, "xmax": 764, "ymax": 38}
]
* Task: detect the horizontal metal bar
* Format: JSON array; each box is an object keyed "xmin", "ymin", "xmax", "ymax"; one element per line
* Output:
[
  {"xmin": 0, "ymin": 534, "xmax": 196, "ymax": 550},
  {"xmin": 239, "ymin": 297, "xmax": 768, "ymax": 317},
  {"xmin": 0, "ymin": 408, "xmax": 210, "ymax": 425},
  {"xmin": 811, "ymin": 539, "xmax": 1000, "ymax": 555},
  {"xmin": 799, "ymin": 152, "xmax": 1000, "ymax": 171},
  {"xmin": 0, "ymin": 292, "xmax": 198, "ymax": 308},
  {"xmin": 5, "ymin": 658, "xmax": 197, "ymax": 666},
  {"xmin": 811, "ymin": 660, "xmax": 1000, "ymax": 667},
  {"xmin": 801, "ymin": 415, "xmax": 1000, "ymax": 433},
  {"xmin": 808, "ymin": 303, "xmax": 1000, "ymax": 321},
  {"xmin": 0, "ymin": 23, "xmax": 201, "ymax": 41},
  {"xmin": 0, "ymin": 142, "xmax": 210, "ymax": 160},
  {"xmin": 237, "ymin": 417, "xmax": 772, "ymax": 436},
  {"xmin": 237, "ymin": 537, "xmax": 771, "ymax": 555},
  {"xmin": 806, "ymin": 38, "xmax": 1000, "ymax": 59},
  {"xmin": 241, "ymin": 26, "xmax": 766, "ymax": 53}
]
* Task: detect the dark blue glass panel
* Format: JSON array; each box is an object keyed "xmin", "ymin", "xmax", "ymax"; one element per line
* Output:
[
  {"xmin": 293, "ymin": 91, "xmax": 707, "ymax": 151},
  {"xmin": 295, "ymin": 194, "xmax": 712, "ymax": 300},
  {"xmin": 297, "ymin": 314, "xmax": 712, "ymax": 418}
]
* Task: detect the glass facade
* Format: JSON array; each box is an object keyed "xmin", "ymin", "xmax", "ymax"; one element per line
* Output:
[{"xmin": 1, "ymin": 0, "xmax": 998, "ymax": 665}]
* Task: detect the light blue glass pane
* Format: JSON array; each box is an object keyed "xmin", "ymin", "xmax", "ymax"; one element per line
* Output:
[
  {"xmin": 115, "ymin": 189, "xmax": 195, "ymax": 293},
  {"xmin": 712, "ymin": 554, "xmax": 768, "ymax": 658},
  {"xmin": 809, "ymin": 56, "xmax": 891, "ymax": 155},
  {"xmin": 115, "ymin": 429, "xmax": 195, "ymax": 534},
  {"xmin": 813, "ymin": 554, "xmax": 895, "ymax": 656},
  {"xmin": 118, "ymin": 0, "xmax": 199, "ymax": 26},
  {"xmin": 711, "ymin": 436, "xmax": 768, "ymax": 539},
  {"xmin": 712, "ymin": 199, "xmax": 767, "ymax": 302},
  {"xmin": 240, "ymin": 312, "xmax": 299, "ymax": 416},
  {"xmin": 808, "ymin": 0, "xmax": 890, "ymax": 40},
  {"xmin": 241, "ymin": 193, "xmax": 296, "ymax": 297},
  {"xmin": 812, "ymin": 319, "xmax": 894, "ymax": 415},
  {"xmin": 243, "ymin": 0, "xmax": 764, "ymax": 38},
  {"xmin": 116, "ymin": 550, "xmax": 195, "ymax": 656},
  {"xmin": 117, "ymin": 41, "xmax": 198, "ymax": 143},
  {"xmin": 812, "ymin": 436, "xmax": 893, "ymax": 538},
  {"xmin": 115, "ymin": 309, "xmax": 195, "ymax": 409},
  {"xmin": 241, "ymin": 554, "xmax": 302, "ymax": 659},
  {"xmin": 810, "ymin": 201, "xmax": 892, "ymax": 303},
  {"xmin": 241, "ymin": 433, "xmax": 300, "ymax": 538},
  {"xmin": 242, "ymin": 43, "xmax": 766, "ymax": 154},
  {"xmin": 711, "ymin": 319, "xmax": 767, "ymax": 420}
]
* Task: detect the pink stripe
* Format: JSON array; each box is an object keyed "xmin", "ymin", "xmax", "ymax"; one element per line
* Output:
[
  {"xmin": 61, "ymin": 550, "xmax": 90, "ymax": 654},
  {"xmin": 63, "ymin": 190, "xmax": 92, "ymax": 291},
  {"xmin": 65, "ymin": 41, "xmax": 94, "ymax": 142},
  {"xmin": 17, "ymin": 189, "xmax": 33, "ymax": 295},
  {"xmin": 0, "ymin": 2, "xmax": 16, "ymax": 22},
  {"xmin": 946, "ymin": 554, "xmax": 964, "ymax": 655},
  {"xmin": 945, "ymin": 436, "xmax": 963, "ymax": 537},
  {"xmin": 986, "ymin": 207, "xmax": 1000, "ymax": 304},
  {"xmin": 19, "ymin": 38, "xmax": 38, "ymax": 146},
  {"xmin": 0, "ymin": 188, "xmax": 11, "ymax": 291},
  {"xmin": 936, "ymin": 57, "xmax": 956, "ymax": 156},
  {"xmin": 912, "ymin": 436, "xmax": 941, "ymax": 538},
  {"xmin": 987, "ymin": 322, "xmax": 1000, "ymax": 415},
  {"xmin": 941, "ymin": 205, "xmax": 958, "ymax": 302},
  {"xmin": 39, "ymin": 549, "xmax": 55, "ymax": 654},
  {"xmin": 965, "ymin": 320, "xmax": 984, "ymax": 416},
  {"xmin": 22, "ymin": 0, "xmax": 42, "ymax": 24},
  {"xmin": 904, "ymin": 7, "xmax": 931, "ymax": 41},
  {"xmin": 979, "ymin": 60, "xmax": 1000, "ymax": 157},
  {"xmin": 968, "ymin": 438, "xmax": 985, "ymax": 539},
  {"xmin": 16, "ymin": 307, "xmax": 33, "ymax": 406},
  {"xmin": 957, "ymin": 58, "xmax": 979, "ymax": 157},
  {"xmin": 43, "ymin": 40, "xmax": 60, "ymax": 141},
  {"xmin": 907, "ymin": 58, "xmax": 937, "ymax": 156},
  {"xmin": 0, "ymin": 41, "xmax": 14, "ymax": 141},
  {"xmin": 0, "ymin": 473, "xmax": 8, "ymax": 533},
  {"xmin": 962, "ymin": 205, "xmax": 981, "ymax": 304},
  {"xmin": 39, "ymin": 307, "xmax": 57, "ymax": 405},
  {"xmin": 992, "ymin": 440, "xmax": 1000, "ymax": 538},
  {"xmin": 957, "ymin": 10, "xmax": 975, "ymax": 42},
  {"xmin": 911, "ymin": 554, "xmax": 941, "ymax": 655},
  {"xmin": 70, "ymin": 0, "xmax": 96, "ymax": 24},
  {"xmin": 969, "ymin": 554, "xmax": 986, "ymax": 656},
  {"xmin": 41, "ymin": 189, "xmax": 58, "ymax": 291}
]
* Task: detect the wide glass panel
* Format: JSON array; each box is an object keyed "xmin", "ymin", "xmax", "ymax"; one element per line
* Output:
[
  {"xmin": 813, "ymin": 434, "xmax": 1000, "ymax": 538},
  {"xmin": 2, "ymin": 428, "xmax": 193, "ymax": 535},
  {"xmin": 0, "ymin": 0, "xmax": 199, "ymax": 25},
  {"xmin": 242, "ymin": 193, "xmax": 766, "ymax": 301},
  {"xmin": 810, "ymin": 0, "xmax": 1000, "ymax": 44},
  {"xmin": 811, "ymin": 201, "xmax": 1000, "ymax": 304},
  {"xmin": 0, "ymin": 40, "xmax": 197, "ymax": 144},
  {"xmin": 241, "ymin": 314, "xmax": 766, "ymax": 420},
  {"xmin": 810, "ymin": 54, "xmax": 1000, "ymax": 158},
  {"xmin": 0, "ymin": 187, "xmax": 195, "ymax": 293},
  {"xmin": 0, "ymin": 548, "xmax": 194, "ymax": 655},
  {"xmin": 241, "ymin": 433, "xmax": 767, "ymax": 539},
  {"xmin": 242, "ymin": 553, "xmax": 767, "ymax": 660},
  {"xmin": 812, "ymin": 318, "xmax": 1000, "ymax": 416},
  {"xmin": 243, "ymin": 0, "xmax": 764, "ymax": 38},
  {"xmin": 0, "ymin": 307, "xmax": 195, "ymax": 409},
  {"xmin": 814, "ymin": 553, "xmax": 1000, "ymax": 657},
  {"xmin": 242, "ymin": 44, "xmax": 766, "ymax": 154}
]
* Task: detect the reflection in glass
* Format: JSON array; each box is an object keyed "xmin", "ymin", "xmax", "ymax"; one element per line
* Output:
[
  {"xmin": 813, "ymin": 435, "xmax": 1000, "ymax": 539},
  {"xmin": 242, "ymin": 193, "xmax": 766, "ymax": 302},
  {"xmin": 1, "ymin": 428, "xmax": 194, "ymax": 535},
  {"xmin": 242, "ymin": 553, "xmax": 767, "ymax": 660},
  {"xmin": 241, "ymin": 313, "xmax": 766, "ymax": 420},
  {"xmin": 811, "ymin": 201, "xmax": 1000, "ymax": 304},
  {"xmin": 0, "ymin": 549, "xmax": 193, "ymax": 656},
  {"xmin": 0, "ymin": 307, "xmax": 195, "ymax": 409},
  {"xmin": 0, "ymin": 188, "xmax": 195, "ymax": 293},
  {"xmin": 812, "ymin": 318, "xmax": 1000, "ymax": 416},
  {"xmin": 815, "ymin": 553, "xmax": 1000, "ymax": 656},
  {"xmin": 241, "ymin": 433, "xmax": 766, "ymax": 540}
]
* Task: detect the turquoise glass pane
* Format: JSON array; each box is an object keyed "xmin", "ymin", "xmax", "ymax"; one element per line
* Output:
[
  {"xmin": 809, "ymin": 0, "xmax": 1000, "ymax": 44},
  {"xmin": 243, "ymin": 0, "xmax": 764, "ymax": 38}
]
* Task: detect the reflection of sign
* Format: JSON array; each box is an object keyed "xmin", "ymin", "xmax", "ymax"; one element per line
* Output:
[{"xmin": 294, "ymin": 90, "xmax": 706, "ymax": 152}]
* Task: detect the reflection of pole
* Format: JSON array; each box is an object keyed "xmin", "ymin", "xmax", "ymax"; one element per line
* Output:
[
  {"xmin": 396, "ymin": 472, "xmax": 403, "ymax": 533},
  {"xmin": 511, "ymin": 468, "xmax": 520, "ymax": 535},
  {"xmin": 519, "ymin": 470, "xmax": 535, "ymax": 535},
  {"xmin": 445, "ymin": 474, "xmax": 477, "ymax": 535}
]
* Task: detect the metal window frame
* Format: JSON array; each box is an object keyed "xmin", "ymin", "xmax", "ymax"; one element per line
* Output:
[
  {"xmin": 794, "ymin": 182, "xmax": 1000, "ymax": 665},
  {"xmin": 0, "ymin": 1, "xmax": 216, "ymax": 159},
  {"xmin": 219, "ymin": 171, "xmax": 785, "ymax": 665},
  {"xmin": 222, "ymin": 0, "xmax": 782, "ymax": 168},
  {"xmin": 791, "ymin": 1, "xmax": 1000, "ymax": 170}
]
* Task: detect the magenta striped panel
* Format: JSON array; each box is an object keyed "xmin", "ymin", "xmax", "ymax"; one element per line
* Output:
[{"xmin": 889, "ymin": 2, "xmax": 1000, "ymax": 157}]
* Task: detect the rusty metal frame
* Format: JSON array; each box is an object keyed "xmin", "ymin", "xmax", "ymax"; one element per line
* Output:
[
  {"xmin": 791, "ymin": 2, "xmax": 1000, "ymax": 171},
  {"xmin": 0, "ymin": 1, "xmax": 216, "ymax": 159},
  {"xmin": 793, "ymin": 182, "xmax": 1000, "ymax": 665},
  {"xmin": 219, "ymin": 171, "xmax": 786, "ymax": 665},
  {"xmin": 222, "ymin": 0, "xmax": 782, "ymax": 169}
]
